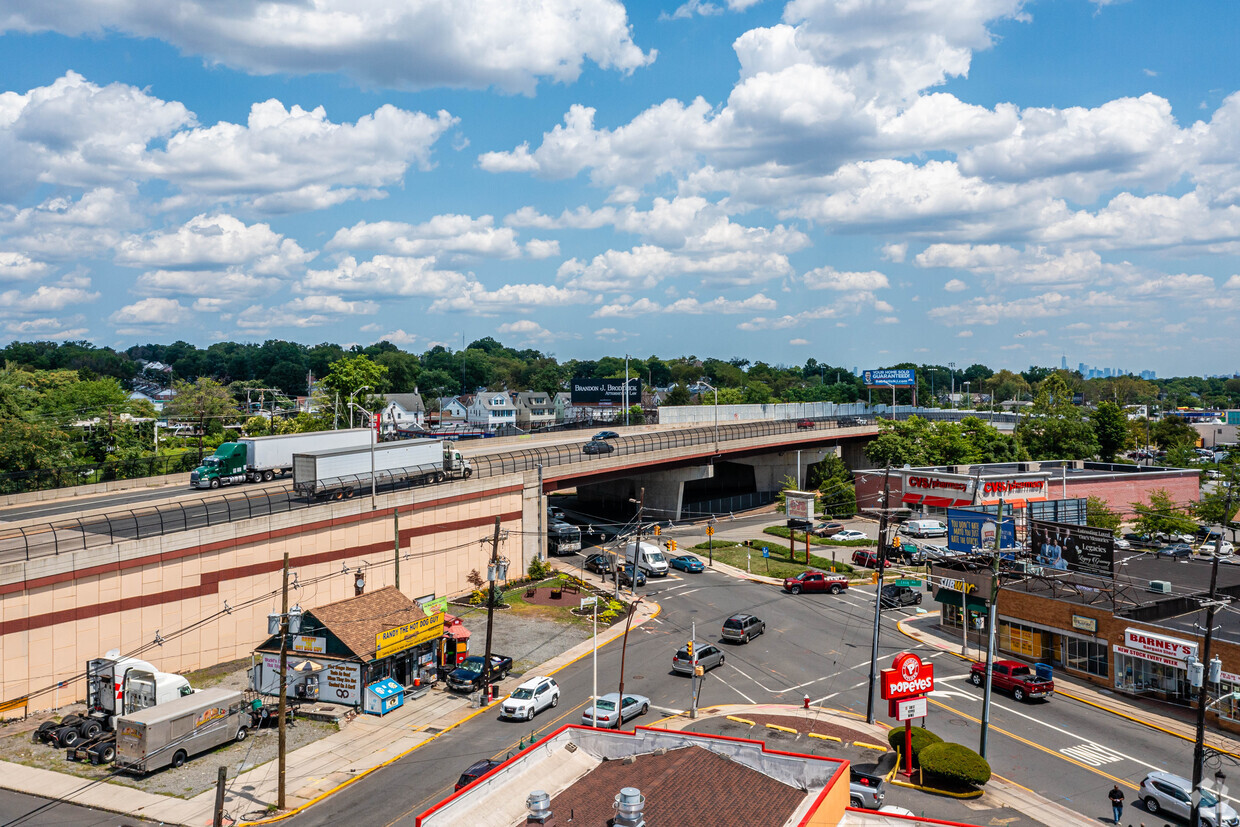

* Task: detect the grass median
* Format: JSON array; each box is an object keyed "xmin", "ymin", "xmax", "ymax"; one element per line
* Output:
[{"xmin": 691, "ymin": 539, "xmax": 859, "ymax": 579}]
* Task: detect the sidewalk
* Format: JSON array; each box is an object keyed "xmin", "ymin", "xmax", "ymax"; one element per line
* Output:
[
  {"xmin": 898, "ymin": 612, "xmax": 1240, "ymax": 757},
  {"xmin": 0, "ymin": 599, "xmax": 662, "ymax": 826}
]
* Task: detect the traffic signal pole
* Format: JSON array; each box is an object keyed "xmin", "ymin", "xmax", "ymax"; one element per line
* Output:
[
  {"xmin": 979, "ymin": 497, "xmax": 1004, "ymax": 759},
  {"xmin": 866, "ymin": 467, "xmax": 892, "ymax": 725}
]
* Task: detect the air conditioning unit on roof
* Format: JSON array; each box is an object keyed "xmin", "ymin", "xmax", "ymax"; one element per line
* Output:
[{"xmin": 1147, "ymin": 580, "xmax": 1172, "ymax": 594}]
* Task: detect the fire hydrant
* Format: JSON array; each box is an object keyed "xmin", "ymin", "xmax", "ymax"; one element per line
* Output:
[{"xmin": 804, "ymin": 694, "xmax": 810, "ymax": 710}]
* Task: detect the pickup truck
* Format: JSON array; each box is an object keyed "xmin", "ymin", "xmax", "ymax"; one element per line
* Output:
[
  {"xmin": 969, "ymin": 660, "xmax": 1053, "ymax": 702},
  {"xmin": 447, "ymin": 655, "xmax": 513, "ymax": 692}
]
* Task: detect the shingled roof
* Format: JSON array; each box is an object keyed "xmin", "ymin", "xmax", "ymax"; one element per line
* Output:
[{"xmin": 307, "ymin": 586, "xmax": 428, "ymax": 660}]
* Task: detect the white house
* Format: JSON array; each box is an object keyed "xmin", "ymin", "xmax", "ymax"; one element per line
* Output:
[
  {"xmin": 381, "ymin": 393, "xmax": 426, "ymax": 435},
  {"xmin": 512, "ymin": 391, "xmax": 556, "ymax": 430},
  {"xmin": 432, "ymin": 396, "xmax": 468, "ymax": 426},
  {"xmin": 466, "ymin": 391, "xmax": 517, "ymax": 431}
]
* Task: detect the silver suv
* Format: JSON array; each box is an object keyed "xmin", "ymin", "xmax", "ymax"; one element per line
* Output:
[
  {"xmin": 1140, "ymin": 771, "xmax": 1239, "ymax": 826},
  {"xmin": 721, "ymin": 613, "xmax": 765, "ymax": 644}
]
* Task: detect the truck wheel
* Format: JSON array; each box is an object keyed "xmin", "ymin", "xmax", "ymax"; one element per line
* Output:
[
  {"xmin": 1013, "ymin": 687, "xmax": 1025, "ymax": 702},
  {"xmin": 210, "ymin": 478, "xmax": 220, "ymax": 489},
  {"xmin": 34, "ymin": 721, "xmax": 58, "ymax": 742},
  {"xmin": 57, "ymin": 728, "xmax": 80, "ymax": 748},
  {"xmin": 969, "ymin": 672, "xmax": 983, "ymax": 686},
  {"xmin": 830, "ymin": 584, "xmax": 842, "ymax": 595},
  {"xmin": 464, "ymin": 467, "xmax": 473, "ymax": 478},
  {"xmin": 344, "ymin": 487, "xmax": 355, "ymax": 499},
  {"xmin": 79, "ymin": 720, "xmax": 102, "ymax": 739},
  {"xmin": 790, "ymin": 585, "xmax": 801, "ymax": 595},
  {"xmin": 99, "ymin": 744, "xmax": 116, "ymax": 764},
  {"xmin": 171, "ymin": 749, "xmax": 188, "ymax": 769},
  {"xmin": 236, "ymin": 726, "xmax": 248, "ymax": 742},
  {"xmin": 263, "ymin": 470, "xmax": 274, "ymax": 482},
  {"xmin": 850, "ymin": 796, "xmax": 863, "ymax": 808}
]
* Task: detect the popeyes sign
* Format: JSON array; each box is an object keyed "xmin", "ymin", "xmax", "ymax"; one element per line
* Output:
[{"xmin": 881, "ymin": 653, "xmax": 935, "ymax": 700}]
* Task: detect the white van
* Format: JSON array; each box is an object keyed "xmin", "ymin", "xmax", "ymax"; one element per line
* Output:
[
  {"xmin": 903, "ymin": 519, "xmax": 947, "ymax": 538},
  {"xmin": 624, "ymin": 541, "xmax": 670, "ymax": 577}
]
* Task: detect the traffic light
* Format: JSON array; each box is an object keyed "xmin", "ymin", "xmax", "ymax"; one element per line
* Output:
[
  {"xmin": 653, "ymin": 524, "xmax": 661, "ymax": 536},
  {"xmin": 686, "ymin": 640, "xmax": 694, "ymax": 659},
  {"xmin": 670, "ymin": 539, "xmax": 678, "ymax": 551}
]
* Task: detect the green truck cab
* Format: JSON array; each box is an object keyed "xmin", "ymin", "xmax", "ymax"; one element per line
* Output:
[{"xmin": 190, "ymin": 443, "xmax": 248, "ymax": 489}]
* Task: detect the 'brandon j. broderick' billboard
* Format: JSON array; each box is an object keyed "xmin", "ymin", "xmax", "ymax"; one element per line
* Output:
[{"xmin": 570, "ymin": 378, "xmax": 641, "ymax": 406}]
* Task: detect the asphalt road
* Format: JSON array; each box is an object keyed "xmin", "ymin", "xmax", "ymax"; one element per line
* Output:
[{"xmin": 0, "ymin": 787, "xmax": 150, "ymax": 826}]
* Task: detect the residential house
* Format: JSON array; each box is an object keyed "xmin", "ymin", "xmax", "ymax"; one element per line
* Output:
[
  {"xmin": 511, "ymin": 391, "xmax": 555, "ymax": 430},
  {"xmin": 466, "ymin": 391, "xmax": 517, "ymax": 431},
  {"xmin": 430, "ymin": 396, "xmax": 468, "ymax": 427},
  {"xmin": 381, "ymin": 393, "xmax": 425, "ymax": 435}
]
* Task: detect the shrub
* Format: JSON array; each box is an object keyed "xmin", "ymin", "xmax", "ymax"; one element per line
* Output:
[
  {"xmin": 527, "ymin": 558, "xmax": 555, "ymax": 580},
  {"xmin": 918, "ymin": 742, "xmax": 991, "ymax": 787},
  {"xmin": 468, "ymin": 589, "xmax": 486, "ymax": 606},
  {"xmin": 887, "ymin": 726, "xmax": 942, "ymax": 760}
]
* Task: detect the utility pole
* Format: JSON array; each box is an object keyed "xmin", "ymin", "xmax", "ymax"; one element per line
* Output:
[
  {"xmin": 393, "ymin": 507, "xmax": 401, "ymax": 591},
  {"xmin": 866, "ymin": 466, "xmax": 892, "ymax": 724},
  {"xmin": 480, "ymin": 517, "xmax": 503, "ymax": 705},
  {"xmin": 689, "ymin": 620, "xmax": 698, "ymax": 719},
  {"xmin": 979, "ymin": 498, "xmax": 1004, "ymax": 758},
  {"xmin": 633, "ymin": 488, "xmax": 644, "ymax": 595},
  {"xmin": 213, "ymin": 766, "xmax": 227, "ymax": 827},
  {"xmin": 1192, "ymin": 483, "xmax": 1233, "ymax": 827},
  {"xmin": 277, "ymin": 552, "xmax": 289, "ymax": 811}
]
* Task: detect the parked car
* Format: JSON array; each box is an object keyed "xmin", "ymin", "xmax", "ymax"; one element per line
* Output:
[
  {"xmin": 672, "ymin": 643, "xmax": 725, "ymax": 675},
  {"xmin": 1155, "ymin": 531, "xmax": 1197, "ymax": 544},
  {"xmin": 592, "ymin": 430, "xmax": 620, "ymax": 440},
  {"xmin": 618, "ymin": 564, "xmax": 647, "ymax": 588},
  {"xmin": 1139, "ymin": 770, "xmax": 1240, "ymax": 826},
  {"xmin": 783, "ymin": 570, "xmax": 849, "ymax": 595},
  {"xmin": 581, "ymin": 692, "xmax": 649, "ymax": 728},
  {"xmin": 851, "ymin": 549, "xmax": 891, "ymax": 569},
  {"xmin": 1113, "ymin": 536, "xmax": 1131, "ymax": 550},
  {"xmin": 879, "ymin": 585, "xmax": 923, "ymax": 608},
  {"xmin": 582, "ymin": 439, "xmax": 615, "ymax": 455},
  {"xmin": 447, "ymin": 654, "xmax": 514, "ymax": 692},
  {"xmin": 1123, "ymin": 532, "xmax": 1158, "ymax": 548},
  {"xmin": 669, "ymin": 554, "xmax": 704, "ymax": 573},
  {"xmin": 969, "ymin": 660, "xmax": 1053, "ymax": 702},
  {"xmin": 890, "ymin": 541, "xmax": 928, "ymax": 564},
  {"xmin": 810, "ymin": 522, "xmax": 845, "ymax": 537},
  {"xmin": 796, "ymin": 419, "xmax": 815, "ymax": 429},
  {"xmin": 720, "ymin": 614, "xmax": 765, "ymax": 643},
  {"xmin": 500, "ymin": 677, "xmax": 559, "ymax": 721},
  {"xmin": 455, "ymin": 758, "xmax": 503, "ymax": 791},
  {"xmin": 1200, "ymin": 540, "xmax": 1235, "ymax": 556},
  {"xmin": 849, "ymin": 767, "xmax": 887, "ymax": 809},
  {"xmin": 903, "ymin": 519, "xmax": 948, "ymax": 538},
  {"xmin": 584, "ymin": 553, "xmax": 613, "ymax": 575},
  {"xmin": 833, "ymin": 529, "xmax": 868, "ymax": 542},
  {"xmin": 1157, "ymin": 543, "xmax": 1194, "ymax": 559}
]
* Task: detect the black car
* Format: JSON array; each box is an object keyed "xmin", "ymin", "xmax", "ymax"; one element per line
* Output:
[
  {"xmin": 1157, "ymin": 543, "xmax": 1194, "ymax": 559},
  {"xmin": 618, "ymin": 564, "xmax": 647, "ymax": 588},
  {"xmin": 584, "ymin": 553, "xmax": 614, "ymax": 574},
  {"xmin": 456, "ymin": 758, "xmax": 503, "ymax": 791},
  {"xmin": 879, "ymin": 585, "xmax": 923, "ymax": 608},
  {"xmin": 582, "ymin": 439, "xmax": 615, "ymax": 455},
  {"xmin": 593, "ymin": 430, "xmax": 620, "ymax": 440}
]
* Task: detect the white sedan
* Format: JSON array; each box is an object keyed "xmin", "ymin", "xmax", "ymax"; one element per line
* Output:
[
  {"xmin": 833, "ymin": 529, "xmax": 869, "ymax": 542},
  {"xmin": 500, "ymin": 676, "xmax": 559, "ymax": 721}
]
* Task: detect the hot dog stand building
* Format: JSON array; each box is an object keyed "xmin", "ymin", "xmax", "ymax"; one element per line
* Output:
[{"xmin": 252, "ymin": 586, "xmax": 461, "ymax": 707}]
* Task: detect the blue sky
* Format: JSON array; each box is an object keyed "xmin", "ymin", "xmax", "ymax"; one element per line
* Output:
[{"xmin": 1, "ymin": 0, "xmax": 1237, "ymax": 376}]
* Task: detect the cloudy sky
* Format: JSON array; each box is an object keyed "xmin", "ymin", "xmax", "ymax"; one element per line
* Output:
[{"xmin": 1, "ymin": 0, "xmax": 1237, "ymax": 375}]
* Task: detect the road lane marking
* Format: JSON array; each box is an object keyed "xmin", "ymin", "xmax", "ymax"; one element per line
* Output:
[{"xmin": 1060, "ymin": 743, "xmax": 1125, "ymax": 767}]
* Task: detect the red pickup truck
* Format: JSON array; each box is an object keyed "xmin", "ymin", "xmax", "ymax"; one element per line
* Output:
[{"xmin": 969, "ymin": 660, "xmax": 1054, "ymax": 702}]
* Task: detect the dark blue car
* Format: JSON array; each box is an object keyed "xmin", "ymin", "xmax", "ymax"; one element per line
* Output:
[{"xmin": 669, "ymin": 554, "xmax": 704, "ymax": 573}]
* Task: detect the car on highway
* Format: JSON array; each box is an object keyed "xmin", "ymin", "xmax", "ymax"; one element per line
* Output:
[
  {"xmin": 455, "ymin": 758, "xmax": 503, "ymax": 791},
  {"xmin": 969, "ymin": 660, "xmax": 1053, "ymax": 702},
  {"xmin": 672, "ymin": 643, "xmax": 725, "ymax": 675},
  {"xmin": 783, "ymin": 570, "xmax": 849, "ymax": 595},
  {"xmin": 810, "ymin": 521, "xmax": 845, "ymax": 537},
  {"xmin": 720, "ymin": 613, "xmax": 765, "ymax": 643},
  {"xmin": 582, "ymin": 439, "xmax": 615, "ymax": 455},
  {"xmin": 1157, "ymin": 543, "xmax": 1194, "ymax": 559},
  {"xmin": 592, "ymin": 430, "xmax": 620, "ymax": 440},
  {"xmin": 879, "ymin": 585, "xmax": 923, "ymax": 608},
  {"xmin": 851, "ymin": 549, "xmax": 892, "ymax": 569},
  {"xmin": 833, "ymin": 529, "xmax": 869, "ymax": 542},
  {"xmin": 796, "ymin": 419, "xmax": 815, "ymax": 429},
  {"xmin": 584, "ymin": 553, "xmax": 613, "ymax": 575},
  {"xmin": 618, "ymin": 564, "xmax": 647, "ymax": 588},
  {"xmin": 669, "ymin": 554, "xmax": 704, "ymax": 573},
  {"xmin": 581, "ymin": 692, "xmax": 649, "ymax": 728},
  {"xmin": 1139, "ymin": 770, "xmax": 1240, "ymax": 826},
  {"xmin": 500, "ymin": 676, "xmax": 560, "ymax": 721}
]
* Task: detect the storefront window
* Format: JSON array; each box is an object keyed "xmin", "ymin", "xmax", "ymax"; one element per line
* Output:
[
  {"xmin": 1216, "ymin": 680, "xmax": 1240, "ymax": 722},
  {"xmin": 1115, "ymin": 651, "xmax": 1188, "ymax": 698},
  {"xmin": 998, "ymin": 620, "xmax": 1052, "ymax": 661},
  {"xmin": 1064, "ymin": 636, "xmax": 1108, "ymax": 678}
]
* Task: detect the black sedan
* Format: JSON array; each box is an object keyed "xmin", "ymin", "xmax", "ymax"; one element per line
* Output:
[
  {"xmin": 584, "ymin": 553, "xmax": 614, "ymax": 574},
  {"xmin": 593, "ymin": 430, "xmax": 620, "ymax": 440},
  {"xmin": 582, "ymin": 439, "xmax": 615, "ymax": 455}
]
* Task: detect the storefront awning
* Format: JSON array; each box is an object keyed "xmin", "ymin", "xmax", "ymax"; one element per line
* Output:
[{"xmin": 935, "ymin": 589, "xmax": 989, "ymax": 611}]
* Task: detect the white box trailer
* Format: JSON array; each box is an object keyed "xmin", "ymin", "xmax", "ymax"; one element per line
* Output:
[
  {"xmin": 115, "ymin": 687, "xmax": 249, "ymax": 775},
  {"xmin": 242, "ymin": 429, "xmax": 374, "ymax": 481},
  {"xmin": 293, "ymin": 439, "xmax": 472, "ymax": 499}
]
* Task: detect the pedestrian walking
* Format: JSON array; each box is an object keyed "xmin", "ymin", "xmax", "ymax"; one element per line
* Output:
[{"xmin": 1108, "ymin": 784, "xmax": 1124, "ymax": 824}]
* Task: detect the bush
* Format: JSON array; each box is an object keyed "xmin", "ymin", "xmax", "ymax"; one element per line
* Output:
[
  {"xmin": 918, "ymin": 742, "xmax": 991, "ymax": 787},
  {"xmin": 762, "ymin": 526, "xmax": 873, "ymax": 547},
  {"xmin": 469, "ymin": 589, "xmax": 486, "ymax": 606},
  {"xmin": 887, "ymin": 726, "xmax": 942, "ymax": 760},
  {"xmin": 527, "ymin": 558, "xmax": 555, "ymax": 580}
]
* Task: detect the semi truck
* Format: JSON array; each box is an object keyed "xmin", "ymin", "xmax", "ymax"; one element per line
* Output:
[
  {"xmin": 292, "ymin": 438, "xmax": 473, "ymax": 499},
  {"xmin": 190, "ymin": 429, "xmax": 374, "ymax": 489},
  {"xmin": 115, "ymin": 687, "xmax": 249, "ymax": 775}
]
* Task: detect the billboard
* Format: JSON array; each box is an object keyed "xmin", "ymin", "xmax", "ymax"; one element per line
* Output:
[
  {"xmin": 946, "ymin": 509, "xmax": 1016, "ymax": 553},
  {"xmin": 570, "ymin": 378, "xmax": 641, "ymax": 406},
  {"xmin": 1028, "ymin": 498, "xmax": 1087, "ymax": 526},
  {"xmin": 785, "ymin": 491, "xmax": 816, "ymax": 524},
  {"xmin": 1030, "ymin": 519, "xmax": 1114, "ymax": 577},
  {"xmin": 863, "ymin": 369, "xmax": 916, "ymax": 388}
]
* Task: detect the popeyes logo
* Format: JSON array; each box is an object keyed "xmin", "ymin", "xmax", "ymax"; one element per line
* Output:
[
  {"xmin": 906, "ymin": 476, "xmax": 969, "ymax": 493},
  {"xmin": 982, "ymin": 480, "xmax": 1047, "ymax": 496},
  {"xmin": 881, "ymin": 653, "xmax": 935, "ymax": 700}
]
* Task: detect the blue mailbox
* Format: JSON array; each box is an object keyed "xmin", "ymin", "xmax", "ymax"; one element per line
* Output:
[{"xmin": 363, "ymin": 678, "xmax": 405, "ymax": 716}]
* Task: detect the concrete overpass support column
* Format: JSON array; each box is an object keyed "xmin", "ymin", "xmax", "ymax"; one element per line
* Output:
[
  {"xmin": 521, "ymin": 469, "xmax": 543, "ymax": 570},
  {"xmin": 576, "ymin": 465, "xmax": 715, "ymax": 522},
  {"xmin": 734, "ymin": 450, "xmax": 828, "ymax": 492},
  {"xmin": 838, "ymin": 439, "xmax": 870, "ymax": 472}
]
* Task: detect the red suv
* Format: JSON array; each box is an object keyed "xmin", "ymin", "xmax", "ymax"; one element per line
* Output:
[{"xmin": 851, "ymin": 549, "xmax": 892, "ymax": 569}]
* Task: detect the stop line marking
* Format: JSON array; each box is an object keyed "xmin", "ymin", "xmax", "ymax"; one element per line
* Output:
[{"xmin": 1060, "ymin": 742, "xmax": 1125, "ymax": 767}]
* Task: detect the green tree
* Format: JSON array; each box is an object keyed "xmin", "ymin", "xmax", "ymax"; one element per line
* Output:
[
  {"xmin": 1193, "ymin": 479, "xmax": 1239, "ymax": 527},
  {"xmin": 1015, "ymin": 375, "xmax": 1099, "ymax": 460},
  {"xmin": 161, "ymin": 377, "xmax": 240, "ymax": 459},
  {"xmin": 321, "ymin": 354, "xmax": 389, "ymax": 425},
  {"xmin": 742, "ymin": 381, "xmax": 773, "ymax": 404},
  {"xmin": 1085, "ymin": 496, "xmax": 1122, "ymax": 532},
  {"xmin": 1091, "ymin": 402, "xmax": 1130, "ymax": 461},
  {"xmin": 663, "ymin": 383, "xmax": 691, "ymax": 406},
  {"xmin": 806, "ymin": 454, "xmax": 857, "ymax": 518},
  {"xmin": 1151, "ymin": 415, "xmax": 1198, "ymax": 451},
  {"xmin": 1131, "ymin": 488, "xmax": 1197, "ymax": 539},
  {"xmin": 624, "ymin": 404, "xmax": 644, "ymax": 425}
]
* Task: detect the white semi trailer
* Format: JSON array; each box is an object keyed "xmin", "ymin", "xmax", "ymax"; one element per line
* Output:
[{"xmin": 292, "ymin": 438, "xmax": 473, "ymax": 499}]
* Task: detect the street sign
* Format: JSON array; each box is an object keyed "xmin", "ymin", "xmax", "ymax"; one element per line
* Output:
[
  {"xmin": 706, "ymin": 526, "xmax": 715, "ymax": 536},
  {"xmin": 579, "ymin": 596, "xmax": 598, "ymax": 609},
  {"xmin": 762, "ymin": 547, "xmax": 770, "ymax": 558},
  {"xmin": 893, "ymin": 696, "xmax": 927, "ymax": 721},
  {"xmin": 894, "ymin": 579, "xmax": 922, "ymax": 587}
]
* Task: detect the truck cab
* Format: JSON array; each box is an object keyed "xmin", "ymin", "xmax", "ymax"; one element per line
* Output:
[
  {"xmin": 190, "ymin": 443, "xmax": 248, "ymax": 489},
  {"xmin": 443, "ymin": 445, "xmax": 473, "ymax": 478}
]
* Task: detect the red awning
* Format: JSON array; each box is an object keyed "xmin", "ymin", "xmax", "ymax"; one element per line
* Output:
[{"xmin": 445, "ymin": 625, "xmax": 471, "ymax": 640}]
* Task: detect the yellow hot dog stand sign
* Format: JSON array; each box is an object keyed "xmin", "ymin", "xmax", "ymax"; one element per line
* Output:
[{"xmin": 375, "ymin": 612, "xmax": 445, "ymax": 660}]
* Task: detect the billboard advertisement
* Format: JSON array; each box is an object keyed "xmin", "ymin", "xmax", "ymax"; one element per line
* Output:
[
  {"xmin": 863, "ymin": 369, "xmax": 916, "ymax": 388},
  {"xmin": 1030, "ymin": 519, "xmax": 1114, "ymax": 577},
  {"xmin": 570, "ymin": 378, "xmax": 642, "ymax": 406},
  {"xmin": 946, "ymin": 509, "xmax": 1016, "ymax": 553}
]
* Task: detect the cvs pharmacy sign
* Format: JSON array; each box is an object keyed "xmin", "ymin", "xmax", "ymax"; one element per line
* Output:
[{"xmin": 881, "ymin": 653, "xmax": 935, "ymax": 700}]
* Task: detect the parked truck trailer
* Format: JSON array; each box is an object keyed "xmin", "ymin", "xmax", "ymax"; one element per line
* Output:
[
  {"xmin": 115, "ymin": 688, "xmax": 249, "ymax": 775},
  {"xmin": 190, "ymin": 429, "xmax": 374, "ymax": 489},
  {"xmin": 292, "ymin": 438, "xmax": 472, "ymax": 499}
]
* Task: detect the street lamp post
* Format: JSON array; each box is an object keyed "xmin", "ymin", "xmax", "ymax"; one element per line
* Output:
[
  {"xmin": 700, "ymin": 381, "xmax": 719, "ymax": 454},
  {"xmin": 348, "ymin": 385, "xmax": 371, "ymax": 429},
  {"xmin": 949, "ymin": 362, "xmax": 956, "ymax": 410},
  {"xmin": 964, "ymin": 381, "xmax": 971, "ymax": 410},
  {"xmin": 349, "ymin": 403, "xmax": 379, "ymax": 509}
]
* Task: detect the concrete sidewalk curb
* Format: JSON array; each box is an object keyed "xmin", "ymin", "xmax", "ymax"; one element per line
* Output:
[{"xmin": 895, "ymin": 612, "xmax": 1240, "ymax": 760}]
